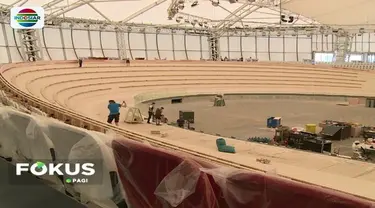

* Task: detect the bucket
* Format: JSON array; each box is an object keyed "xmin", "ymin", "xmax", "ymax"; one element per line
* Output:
[{"xmin": 305, "ymin": 124, "xmax": 316, "ymax": 134}]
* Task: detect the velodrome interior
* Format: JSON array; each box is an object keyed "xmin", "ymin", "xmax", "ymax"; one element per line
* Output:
[
  {"xmin": 2, "ymin": 1, "xmax": 375, "ymax": 207},
  {"xmin": 2, "ymin": 60, "xmax": 375, "ymax": 201}
]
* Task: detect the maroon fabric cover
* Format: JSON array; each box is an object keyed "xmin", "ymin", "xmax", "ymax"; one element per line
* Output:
[
  {"xmin": 112, "ymin": 139, "xmax": 219, "ymax": 208},
  {"xmin": 112, "ymin": 139, "xmax": 374, "ymax": 208},
  {"xmin": 221, "ymin": 172, "xmax": 373, "ymax": 208}
]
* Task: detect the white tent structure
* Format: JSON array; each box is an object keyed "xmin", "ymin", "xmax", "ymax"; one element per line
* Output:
[{"xmin": 0, "ymin": 0, "xmax": 375, "ymax": 63}]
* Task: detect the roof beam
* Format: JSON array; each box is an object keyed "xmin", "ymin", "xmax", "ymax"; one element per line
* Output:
[
  {"xmin": 259, "ymin": 0, "xmax": 320, "ymax": 24},
  {"xmin": 18, "ymin": 0, "xmax": 29, "ymax": 7},
  {"xmin": 178, "ymin": 12, "xmax": 212, "ymax": 22},
  {"xmin": 4, "ymin": 0, "xmax": 22, "ymax": 9},
  {"xmin": 120, "ymin": 0, "xmax": 167, "ymax": 23},
  {"xmin": 217, "ymin": 4, "xmax": 246, "ymax": 28},
  {"xmin": 214, "ymin": 2, "xmax": 251, "ymax": 29},
  {"xmin": 45, "ymin": 0, "xmax": 96, "ymax": 21},
  {"xmin": 86, "ymin": 3, "xmax": 111, "ymax": 21},
  {"xmin": 233, "ymin": 0, "xmax": 320, "ymax": 25},
  {"xmin": 217, "ymin": 5, "xmax": 262, "ymax": 36},
  {"xmin": 167, "ymin": 0, "xmax": 179, "ymax": 19},
  {"xmin": 42, "ymin": 0, "xmax": 64, "ymax": 9}
]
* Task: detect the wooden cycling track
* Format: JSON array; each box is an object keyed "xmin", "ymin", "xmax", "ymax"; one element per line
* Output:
[{"xmin": 1, "ymin": 60, "xmax": 375, "ymax": 201}]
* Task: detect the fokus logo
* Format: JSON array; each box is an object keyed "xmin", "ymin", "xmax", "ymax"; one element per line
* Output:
[
  {"xmin": 16, "ymin": 161, "xmax": 95, "ymax": 184},
  {"xmin": 10, "ymin": 7, "xmax": 45, "ymax": 29}
]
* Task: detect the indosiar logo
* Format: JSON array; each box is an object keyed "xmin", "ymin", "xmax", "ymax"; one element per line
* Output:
[
  {"xmin": 10, "ymin": 7, "xmax": 45, "ymax": 29},
  {"xmin": 16, "ymin": 161, "xmax": 95, "ymax": 184}
]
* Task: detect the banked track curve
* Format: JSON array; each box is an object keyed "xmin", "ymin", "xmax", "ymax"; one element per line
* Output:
[{"xmin": 2, "ymin": 60, "xmax": 375, "ymax": 202}]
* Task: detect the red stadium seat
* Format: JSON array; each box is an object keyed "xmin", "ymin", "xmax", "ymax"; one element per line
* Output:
[
  {"xmin": 202, "ymin": 168, "xmax": 373, "ymax": 208},
  {"xmin": 112, "ymin": 139, "xmax": 219, "ymax": 208},
  {"xmin": 112, "ymin": 139, "xmax": 374, "ymax": 208}
]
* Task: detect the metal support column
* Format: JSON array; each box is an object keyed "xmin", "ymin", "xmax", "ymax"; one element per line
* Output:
[
  {"xmin": 1, "ymin": 23, "xmax": 12, "ymax": 62},
  {"xmin": 296, "ymin": 34, "xmax": 299, "ymax": 61},
  {"xmin": 282, "ymin": 34, "xmax": 285, "ymax": 61},
  {"xmin": 334, "ymin": 33, "xmax": 351, "ymax": 63},
  {"xmin": 59, "ymin": 27, "xmax": 67, "ymax": 60},
  {"xmin": 199, "ymin": 35, "xmax": 203, "ymax": 59},
  {"xmin": 239, "ymin": 34, "xmax": 243, "ymax": 58},
  {"xmin": 171, "ymin": 31, "xmax": 175, "ymax": 60},
  {"xmin": 227, "ymin": 35, "xmax": 230, "ymax": 58},
  {"xmin": 255, "ymin": 35, "xmax": 258, "ymax": 59},
  {"xmin": 267, "ymin": 32, "xmax": 271, "ymax": 61},
  {"xmin": 310, "ymin": 36, "xmax": 313, "ymax": 59},
  {"xmin": 116, "ymin": 30, "xmax": 127, "ymax": 60},
  {"xmin": 143, "ymin": 32, "xmax": 148, "ymax": 60},
  {"xmin": 369, "ymin": 33, "xmax": 371, "ymax": 53},
  {"xmin": 17, "ymin": 29, "xmax": 42, "ymax": 61},
  {"xmin": 87, "ymin": 29, "xmax": 93, "ymax": 57}
]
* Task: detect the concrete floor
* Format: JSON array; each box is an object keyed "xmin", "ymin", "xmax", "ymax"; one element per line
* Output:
[{"xmin": 139, "ymin": 96, "xmax": 375, "ymax": 156}]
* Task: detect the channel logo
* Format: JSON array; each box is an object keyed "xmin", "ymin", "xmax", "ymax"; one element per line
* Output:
[
  {"xmin": 16, "ymin": 161, "xmax": 96, "ymax": 184},
  {"xmin": 10, "ymin": 7, "xmax": 44, "ymax": 29}
]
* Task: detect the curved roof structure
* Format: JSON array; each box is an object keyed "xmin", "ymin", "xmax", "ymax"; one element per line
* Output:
[
  {"xmin": 0, "ymin": 0, "xmax": 373, "ymax": 29},
  {"xmin": 0, "ymin": 0, "xmax": 319, "ymax": 27}
]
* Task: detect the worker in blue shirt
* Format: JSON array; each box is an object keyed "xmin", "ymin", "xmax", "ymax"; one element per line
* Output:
[{"xmin": 107, "ymin": 100, "xmax": 126, "ymax": 126}]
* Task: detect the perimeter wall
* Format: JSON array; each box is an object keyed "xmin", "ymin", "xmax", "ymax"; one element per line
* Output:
[{"xmin": 1, "ymin": 22, "xmax": 375, "ymax": 63}]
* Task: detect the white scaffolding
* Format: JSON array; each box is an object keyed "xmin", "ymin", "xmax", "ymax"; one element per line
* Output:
[
  {"xmin": 116, "ymin": 30, "xmax": 127, "ymax": 60},
  {"xmin": 334, "ymin": 35, "xmax": 352, "ymax": 63},
  {"xmin": 17, "ymin": 29, "xmax": 42, "ymax": 61}
]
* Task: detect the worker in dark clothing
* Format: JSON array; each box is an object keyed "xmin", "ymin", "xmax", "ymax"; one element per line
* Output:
[
  {"xmin": 154, "ymin": 107, "xmax": 164, "ymax": 126},
  {"xmin": 147, "ymin": 102, "xmax": 155, "ymax": 124},
  {"xmin": 177, "ymin": 116, "xmax": 185, "ymax": 128},
  {"xmin": 78, "ymin": 58, "xmax": 83, "ymax": 67}
]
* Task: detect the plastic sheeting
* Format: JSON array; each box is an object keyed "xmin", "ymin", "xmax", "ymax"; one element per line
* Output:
[
  {"xmin": 112, "ymin": 138, "xmax": 375, "ymax": 208},
  {"xmin": 154, "ymin": 160, "xmax": 201, "ymax": 207},
  {"xmin": 112, "ymin": 138, "xmax": 218, "ymax": 208},
  {"xmin": 0, "ymin": 89, "xmax": 47, "ymax": 116},
  {"xmin": 0, "ymin": 107, "xmax": 125, "ymax": 207},
  {"xmin": 0, "ymin": 90, "xmax": 30, "ymax": 114}
]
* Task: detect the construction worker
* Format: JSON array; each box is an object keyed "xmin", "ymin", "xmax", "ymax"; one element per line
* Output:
[
  {"xmin": 177, "ymin": 116, "xmax": 185, "ymax": 128},
  {"xmin": 78, "ymin": 58, "xmax": 83, "ymax": 67},
  {"xmin": 147, "ymin": 102, "xmax": 155, "ymax": 124},
  {"xmin": 107, "ymin": 100, "xmax": 126, "ymax": 126},
  {"xmin": 155, "ymin": 107, "xmax": 164, "ymax": 126}
]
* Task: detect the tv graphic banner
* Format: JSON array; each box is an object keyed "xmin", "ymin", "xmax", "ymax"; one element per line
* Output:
[{"xmin": 10, "ymin": 7, "xmax": 45, "ymax": 29}]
